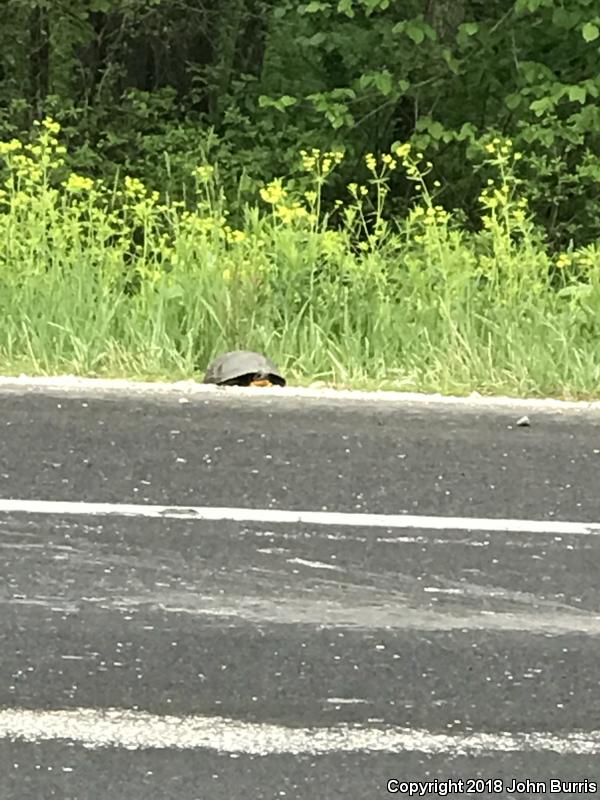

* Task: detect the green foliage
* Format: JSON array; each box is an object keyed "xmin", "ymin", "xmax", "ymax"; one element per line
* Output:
[
  {"xmin": 1, "ymin": 118, "xmax": 600, "ymax": 398},
  {"xmin": 1, "ymin": 0, "xmax": 600, "ymax": 248}
]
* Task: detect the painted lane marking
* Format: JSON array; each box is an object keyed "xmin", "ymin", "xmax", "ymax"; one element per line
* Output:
[
  {"xmin": 2, "ymin": 708, "xmax": 600, "ymax": 755},
  {"xmin": 0, "ymin": 499, "xmax": 598, "ymax": 536},
  {"xmin": 286, "ymin": 557, "xmax": 342, "ymax": 570}
]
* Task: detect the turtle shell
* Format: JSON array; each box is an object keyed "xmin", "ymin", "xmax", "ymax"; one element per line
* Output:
[{"xmin": 203, "ymin": 350, "xmax": 286, "ymax": 387}]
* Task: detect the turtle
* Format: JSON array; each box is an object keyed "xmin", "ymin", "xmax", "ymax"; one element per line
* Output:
[{"xmin": 203, "ymin": 350, "xmax": 286, "ymax": 387}]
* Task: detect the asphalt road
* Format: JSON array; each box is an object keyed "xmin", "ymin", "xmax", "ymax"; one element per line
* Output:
[{"xmin": 1, "ymin": 382, "xmax": 600, "ymax": 799}]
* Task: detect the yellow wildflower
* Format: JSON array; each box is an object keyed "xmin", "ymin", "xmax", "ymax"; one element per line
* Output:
[
  {"xmin": 124, "ymin": 175, "xmax": 146, "ymax": 197},
  {"xmin": 301, "ymin": 153, "xmax": 316, "ymax": 171},
  {"xmin": 275, "ymin": 202, "xmax": 308, "ymax": 224},
  {"xmin": 194, "ymin": 165, "xmax": 214, "ymax": 182},
  {"xmin": 365, "ymin": 153, "xmax": 377, "ymax": 172},
  {"xmin": 64, "ymin": 173, "xmax": 94, "ymax": 193},
  {"xmin": 260, "ymin": 178, "xmax": 286, "ymax": 205},
  {"xmin": 395, "ymin": 143, "xmax": 411, "ymax": 159},
  {"xmin": 41, "ymin": 117, "xmax": 61, "ymax": 135},
  {"xmin": 0, "ymin": 139, "xmax": 23, "ymax": 157}
]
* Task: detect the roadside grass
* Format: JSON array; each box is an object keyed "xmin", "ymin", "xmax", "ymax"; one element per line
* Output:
[{"xmin": 1, "ymin": 118, "xmax": 600, "ymax": 399}]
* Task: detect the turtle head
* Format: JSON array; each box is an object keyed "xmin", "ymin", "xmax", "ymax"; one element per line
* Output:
[{"xmin": 250, "ymin": 372, "xmax": 273, "ymax": 387}]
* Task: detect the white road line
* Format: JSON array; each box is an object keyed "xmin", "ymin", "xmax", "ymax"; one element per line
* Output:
[
  {"xmin": 1, "ymin": 708, "xmax": 600, "ymax": 755},
  {"xmin": 0, "ymin": 498, "xmax": 598, "ymax": 536},
  {"xmin": 286, "ymin": 557, "xmax": 342, "ymax": 570}
]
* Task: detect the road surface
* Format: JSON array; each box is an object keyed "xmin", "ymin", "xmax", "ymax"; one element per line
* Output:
[{"xmin": 0, "ymin": 380, "xmax": 599, "ymax": 799}]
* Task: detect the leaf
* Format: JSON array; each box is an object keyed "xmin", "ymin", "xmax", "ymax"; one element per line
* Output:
[
  {"xmin": 308, "ymin": 32, "xmax": 327, "ymax": 45},
  {"xmin": 582, "ymin": 22, "xmax": 600, "ymax": 42},
  {"xmin": 428, "ymin": 121, "xmax": 445, "ymax": 140},
  {"xmin": 405, "ymin": 21, "xmax": 425, "ymax": 45},
  {"xmin": 329, "ymin": 87, "xmax": 356, "ymax": 100},
  {"xmin": 303, "ymin": 1, "xmax": 328, "ymax": 12},
  {"xmin": 505, "ymin": 92, "xmax": 523, "ymax": 110},
  {"xmin": 373, "ymin": 70, "xmax": 393, "ymax": 95},
  {"xmin": 529, "ymin": 97, "xmax": 555, "ymax": 116},
  {"xmin": 568, "ymin": 85, "xmax": 587, "ymax": 104},
  {"xmin": 258, "ymin": 95, "xmax": 297, "ymax": 112},
  {"xmin": 552, "ymin": 8, "xmax": 574, "ymax": 29},
  {"xmin": 457, "ymin": 122, "xmax": 476, "ymax": 141},
  {"xmin": 442, "ymin": 48, "xmax": 460, "ymax": 74},
  {"xmin": 458, "ymin": 22, "xmax": 479, "ymax": 36},
  {"xmin": 337, "ymin": 0, "xmax": 355, "ymax": 17},
  {"xmin": 325, "ymin": 104, "xmax": 353, "ymax": 129}
]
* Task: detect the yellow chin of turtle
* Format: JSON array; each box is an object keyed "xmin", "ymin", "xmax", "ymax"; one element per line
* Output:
[{"xmin": 250, "ymin": 379, "xmax": 273, "ymax": 387}]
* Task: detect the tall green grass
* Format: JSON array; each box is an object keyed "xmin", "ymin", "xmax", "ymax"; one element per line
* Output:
[{"xmin": 1, "ymin": 119, "xmax": 600, "ymax": 398}]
